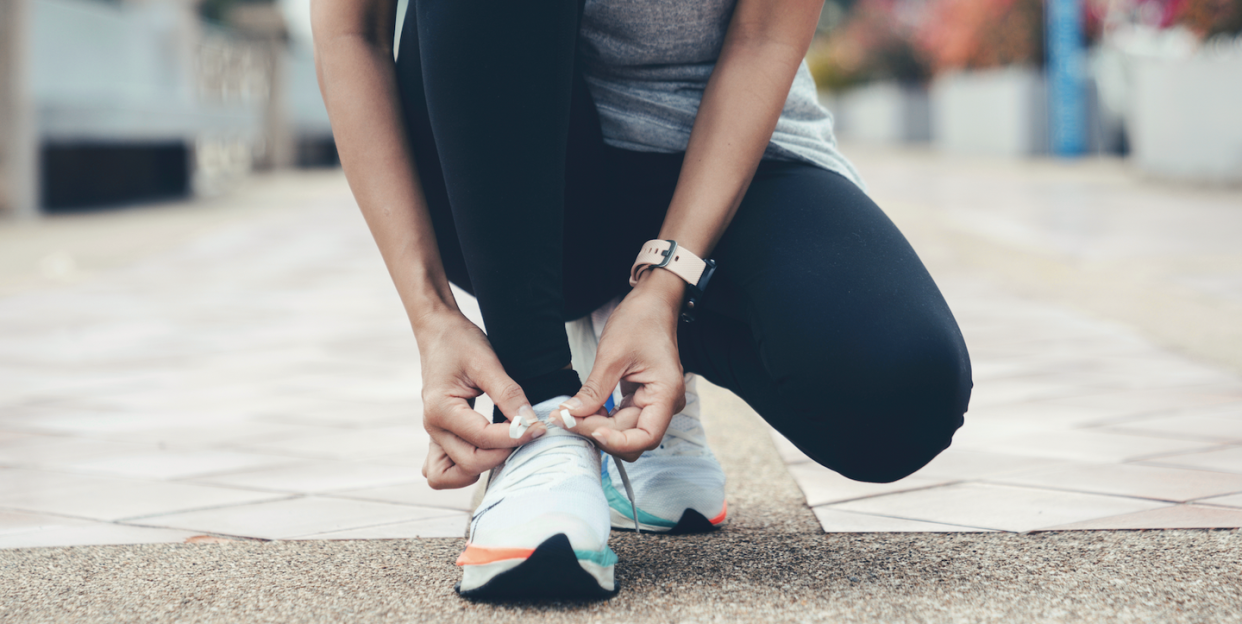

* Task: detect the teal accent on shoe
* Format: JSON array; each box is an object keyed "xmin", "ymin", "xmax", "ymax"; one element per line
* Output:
[
  {"xmin": 601, "ymin": 458, "xmax": 678, "ymax": 529},
  {"xmin": 574, "ymin": 547, "xmax": 618, "ymax": 568}
]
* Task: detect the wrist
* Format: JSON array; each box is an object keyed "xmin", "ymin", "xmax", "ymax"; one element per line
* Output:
[
  {"xmin": 408, "ymin": 300, "xmax": 466, "ymax": 338},
  {"xmin": 631, "ymin": 267, "xmax": 686, "ymax": 315}
]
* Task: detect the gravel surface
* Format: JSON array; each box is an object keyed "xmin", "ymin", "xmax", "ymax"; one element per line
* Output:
[
  {"xmin": 4, "ymin": 374, "xmax": 1241, "ymax": 622},
  {"xmin": 2, "ymin": 531, "xmax": 1239, "ymax": 622}
]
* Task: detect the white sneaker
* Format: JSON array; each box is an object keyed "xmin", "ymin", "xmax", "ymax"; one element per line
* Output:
[
  {"xmin": 602, "ymin": 375, "xmax": 728, "ymax": 532},
  {"xmin": 456, "ymin": 396, "xmax": 617, "ymax": 599},
  {"xmin": 566, "ymin": 299, "xmax": 728, "ymax": 534}
]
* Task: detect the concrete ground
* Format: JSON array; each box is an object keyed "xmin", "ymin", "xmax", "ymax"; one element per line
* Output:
[
  {"xmin": 2, "ymin": 148, "xmax": 1242, "ymax": 621},
  {"xmin": 3, "ymin": 381, "xmax": 1241, "ymax": 623}
]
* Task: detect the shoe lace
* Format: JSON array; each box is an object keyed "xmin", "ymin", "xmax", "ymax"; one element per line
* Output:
[
  {"xmin": 487, "ymin": 429, "xmax": 645, "ymax": 534},
  {"xmin": 604, "ymin": 416, "xmax": 707, "ymax": 533},
  {"xmin": 494, "ymin": 433, "xmax": 596, "ymax": 496},
  {"xmin": 610, "ymin": 453, "xmax": 642, "ymax": 535}
]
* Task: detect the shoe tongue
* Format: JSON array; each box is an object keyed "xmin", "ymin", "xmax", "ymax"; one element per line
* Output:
[
  {"xmin": 654, "ymin": 414, "xmax": 706, "ymax": 456},
  {"xmin": 531, "ymin": 394, "xmax": 572, "ymax": 418},
  {"xmin": 508, "ymin": 422, "xmax": 589, "ymax": 467},
  {"xmin": 499, "ymin": 424, "xmax": 596, "ymax": 492}
]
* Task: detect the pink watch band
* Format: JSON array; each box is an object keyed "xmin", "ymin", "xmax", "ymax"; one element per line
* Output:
[{"xmin": 629, "ymin": 239, "xmax": 708, "ymax": 288}]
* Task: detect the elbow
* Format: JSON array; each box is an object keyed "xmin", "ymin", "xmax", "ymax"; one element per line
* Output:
[{"xmin": 309, "ymin": 0, "xmax": 377, "ymax": 53}]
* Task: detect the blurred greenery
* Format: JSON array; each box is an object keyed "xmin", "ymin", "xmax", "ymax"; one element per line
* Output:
[
  {"xmin": 199, "ymin": 0, "xmax": 274, "ymax": 26},
  {"xmin": 808, "ymin": 0, "xmax": 931, "ymax": 91},
  {"xmin": 915, "ymin": 0, "xmax": 1045, "ymax": 72},
  {"xmin": 1176, "ymin": 0, "xmax": 1242, "ymax": 39},
  {"xmin": 809, "ymin": 0, "xmax": 1054, "ymax": 91}
]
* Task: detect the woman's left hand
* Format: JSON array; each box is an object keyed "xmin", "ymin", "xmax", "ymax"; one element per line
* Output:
[{"xmin": 561, "ymin": 270, "xmax": 687, "ymax": 461}]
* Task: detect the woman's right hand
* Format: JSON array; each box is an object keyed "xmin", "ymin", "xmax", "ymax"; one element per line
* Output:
[{"xmin": 415, "ymin": 311, "xmax": 546, "ymax": 489}]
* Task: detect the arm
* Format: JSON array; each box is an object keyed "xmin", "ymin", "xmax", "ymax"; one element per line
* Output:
[
  {"xmin": 312, "ymin": 0, "xmax": 452, "ymax": 328},
  {"xmin": 644, "ymin": 0, "xmax": 826, "ymax": 300},
  {"xmin": 312, "ymin": 0, "xmax": 545, "ymax": 487},
  {"xmin": 569, "ymin": 0, "xmax": 825, "ymax": 455}
]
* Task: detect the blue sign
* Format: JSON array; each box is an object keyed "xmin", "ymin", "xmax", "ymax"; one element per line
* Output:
[{"xmin": 1047, "ymin": 0, "xmax": 1086, "ymax": 156}]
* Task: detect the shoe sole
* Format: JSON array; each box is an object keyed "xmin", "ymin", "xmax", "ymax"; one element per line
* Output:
[
  {"xmin": 456, "ymin": 534, "xmax": 618, "ymax": 601},
  {"xmin": 608, "ymin": 505, "xmax": 727, "ymax": 534}
]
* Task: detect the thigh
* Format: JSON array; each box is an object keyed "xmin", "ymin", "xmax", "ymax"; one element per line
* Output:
[
  {"xmin": 561, "ymin": 146, "xmax": 683, "ymax": 319},
  {"xmin": 395, "ymin": 1, "xmax": 642, "ymax": 314},
  {"xmin": 683, "ymin": 162, "xmax": 972, "ymax": 482}
]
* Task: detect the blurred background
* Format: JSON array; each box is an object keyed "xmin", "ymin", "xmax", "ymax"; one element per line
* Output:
[
  {"xmin": 0, "ymin": 0, "xmax": 1239, "ymax": 218},
  {"xmin": 810, "ymin": 0, "xmax": 1242, "ymax": 171},
  {"xmin": 0, "ymin": 0, "xmax": 346, "ymax": 217}
]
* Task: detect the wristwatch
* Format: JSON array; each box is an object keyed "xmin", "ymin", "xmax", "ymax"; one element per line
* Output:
[{"xmin": 629, "ymin": 239, "xmax": 717, "ymax": 322}]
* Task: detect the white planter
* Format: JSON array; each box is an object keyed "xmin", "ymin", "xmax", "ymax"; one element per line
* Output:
[
  {"xmin": 828, "ymin": 82, "xmax": 930, "ymax": 144},
  {"xmin": 930, "ymin": 67, "xmax": 1049, "ymax": 156},
  {"xmin": 1129, "ymin": 50, "xmax": 1242, "ymax": 183}
]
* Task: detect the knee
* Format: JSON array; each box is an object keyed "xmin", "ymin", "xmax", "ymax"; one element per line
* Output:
[
  {"xmin": 787, "ymin": 333, "xmax": 972, "ymax": 484},
  {"xmin": 827, "ymin": 408, "xmax": 964, "ymax": 483},
  {"xmin": 813, "ymin": 398, "xmax": 966, "ymax": 484}
]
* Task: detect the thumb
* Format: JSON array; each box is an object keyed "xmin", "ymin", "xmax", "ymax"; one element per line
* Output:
[
  {"xmin": 563, "ymin": 355, "xmax": 625, "ymax": 418},
  {"xmin": 472, "ymin": 358, "xmax": 537, "ymax": 427}
]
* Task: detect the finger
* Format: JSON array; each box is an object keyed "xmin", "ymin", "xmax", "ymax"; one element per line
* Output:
[
  {"xmin": 434, "ymin": 427, "xmax": 513, "ymax": 477},
  {"xmin": 436, "ymin": 399, "xmax": 547, "ymax": 449},
  {"xmin": 427, "ymin": 459, "xmax": 482, "ymax": 489},
  {"xmin": 591, "ymin": 387, "xmax": 676, "ymax": 456},
  {"xmin": 632, "ymin": 376, "xmax": 684, "ymax": 427},
  {"xmin": 561, "ymin": 352, "xmax": 626, "ymax": 419},
  {"xmin": 423, "ymin": 439, "xmax": 482, "ymax": 489},
  {"xmin": 470, "ymin": 357, "xmax": 538, "ymax": 425},
  {"xmin": 591, "ymin": 420, "xmax": 660, "ymax": 457},
  {"xmin": 574, "ymin": 403, "xmax": 653, "ymax": 458},
  {"xmin": 574, "ymin": 400, "xmax": 639, "ymax": 435}
]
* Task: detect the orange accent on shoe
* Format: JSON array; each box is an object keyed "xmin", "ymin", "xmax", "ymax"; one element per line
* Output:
[
  {"xmin": 709, "ymin": 500, "xmax": 728, "ymax": 525},
  {"xmin": 455, "ymin": 543, "xmax": 535, "ymax": 566}
]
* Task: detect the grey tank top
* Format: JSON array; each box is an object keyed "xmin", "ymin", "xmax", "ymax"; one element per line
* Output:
[{"xmin": 578, "ymin": 0, "xmax": 863, "ymax": 188}]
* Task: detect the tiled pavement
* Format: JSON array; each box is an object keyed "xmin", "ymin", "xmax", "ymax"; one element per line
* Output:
[
  {"xmin": 3, "ymin": 159, "xmax": 1242, "ymax": 549},
  {"xmin": 777, "ymin": 147, "xmax": 1242, "ymax": 533},
  {"xmin": 0, "ymin": 175, "xmax": 475, "ymax": 548},
  {"xmin": 775, "ymin": 280, "xmax": 1242, "ymax": 532}
]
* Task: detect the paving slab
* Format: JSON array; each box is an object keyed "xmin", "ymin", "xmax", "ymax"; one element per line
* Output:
[
  {"xmin": 775, "ymin": 148, "xmax": 1242, "ymax": 534},
  {"xmin": 3, "ymin": 156, "xmax": 1242, "ymax": 618}
]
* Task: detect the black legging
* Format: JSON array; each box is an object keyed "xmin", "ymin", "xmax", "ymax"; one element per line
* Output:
[{"xmin": 395, "ymin": 0, "xmax": 972, "ymax": 483}]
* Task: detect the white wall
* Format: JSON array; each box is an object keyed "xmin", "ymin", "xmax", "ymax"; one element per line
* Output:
[
  {"xmin": 31, "ymin": 0, "xmax": 258, "ymax": 142},
  {"xmin": 931, "ymin": 67, "xmax": 1049, "ymax": 157},
  {"xmin": 1130, "ymin": 50, "xmax": 1242, "ymax": 182},
  {"xmin": 832, "ymin": 81, "xmax": 930, "ymax": 145}
]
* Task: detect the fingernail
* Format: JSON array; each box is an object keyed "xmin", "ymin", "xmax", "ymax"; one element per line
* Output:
[
  {"xmin": 560, "ymin": 397, "xmax": 583, "ymax": 411},
  {"xmin": 517, "ymin": 404, "xmax": 535, "ymax": 421},
  {"xmin": 560, "ymin": 409, "xmax": 577, "ymax": 429},
  {"xmin": 530, "ymin": 427, "xmax": 545, "ymax": 439},
  {"xmin": 591, "ymin": 430, "xmax": 607, "ymax": 442}
]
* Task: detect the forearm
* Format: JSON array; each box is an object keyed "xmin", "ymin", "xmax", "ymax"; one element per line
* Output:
[
  {"xmin": 637, "ymin": 1, "xmax": 821, "ymax": 303},
  {"xmin": 659, "ymin": 44, "xmax": 801, "ymax": 256},
  {"xmin": 314, "ymin": 30, "xmax": 459, "ymax": 331}
]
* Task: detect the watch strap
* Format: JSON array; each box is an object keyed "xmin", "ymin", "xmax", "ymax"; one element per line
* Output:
[{"xmin": 629, "ymin": 239, "xmax": 709, "ymax": 289}]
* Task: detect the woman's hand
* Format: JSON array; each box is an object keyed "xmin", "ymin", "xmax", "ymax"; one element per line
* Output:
[
  {"xmin": 564, "ymin": 269, "xmax": 687, "ymax": 461},
  {"xmin": 416, "ymin": 311, "xmax": 547, "ymax": 489}
]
